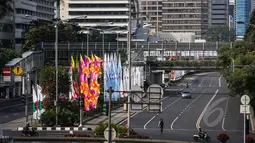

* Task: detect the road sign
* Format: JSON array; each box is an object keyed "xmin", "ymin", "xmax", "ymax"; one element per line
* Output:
[
  {"xmin": 241, "ymin": 95, "xmax": 250, "ymax": 105},
  {"xmin": 104, "ymin": 127, "xmax": 116, "ymax": 141},
  {"xmin": 12, "ymin": 66, "xmax": 23, "ymax": 76},
  {"xmin": 240, "ymin": 105, "xmax": 251, "ymax": 114}
]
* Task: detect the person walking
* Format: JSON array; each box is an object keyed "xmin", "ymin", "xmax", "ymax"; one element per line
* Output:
[{"xmin": 158, "ymin": 118, "xmax": 164, "ymax": 134}]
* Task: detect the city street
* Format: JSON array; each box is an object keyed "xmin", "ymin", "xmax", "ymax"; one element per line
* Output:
[
  {"xmin": 0, "ymin": 102, "xmax": 32, "ymax": 124},
  {"xmin": 121, "ymin": 72, "xmax": 254, "ymax": 143}
]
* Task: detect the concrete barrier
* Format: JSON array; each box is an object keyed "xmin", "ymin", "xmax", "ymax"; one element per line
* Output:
[{"xmin": 13, "ymin": 136, "xmax": 196, "ymax": 143}]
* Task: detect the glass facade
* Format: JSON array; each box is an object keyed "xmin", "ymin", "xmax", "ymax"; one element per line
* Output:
[{"xmin": 235, "ymin": 0, "xmax": 251, "ymax": 37}]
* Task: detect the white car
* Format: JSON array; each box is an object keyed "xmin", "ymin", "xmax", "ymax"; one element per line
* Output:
[{"xmin": 181, "ymin": 89, "xmax": 191, "ymax": 99}]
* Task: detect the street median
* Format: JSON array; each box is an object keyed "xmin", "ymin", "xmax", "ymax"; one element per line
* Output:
[{"xmin": 12, "ymin": 136, "xmax": 196, "ymax": 143}]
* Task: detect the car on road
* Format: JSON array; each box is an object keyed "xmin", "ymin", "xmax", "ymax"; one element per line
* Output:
[{"xmin": 181, "ymin": 89, "xmax": 191, "ymax": 99}]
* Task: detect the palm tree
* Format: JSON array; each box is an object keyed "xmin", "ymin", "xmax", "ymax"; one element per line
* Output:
[{"xmin": 0, "ymin": 0, "xmax": 13, "ymax": 20}]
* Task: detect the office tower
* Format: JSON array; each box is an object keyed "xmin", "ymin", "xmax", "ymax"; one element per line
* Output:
[
  {"xmin": 60, "ymin": 0, "xmax": 139, "ymax": 34},
  {"xmin": 138, "ymin": 0, "xmax": 162, "ymax": 36},
  {"xmin": 235, "ymin": 0, "xmax": 251, "ymax": 38},
  {"xmin": 14, "ymin": 0, "xmax": 55, "ymax": 52},
  {"xmin": 160, "ymin": 0, "xmax": 208, "ymax": 39},
  {"xmin": 208, "ymin": 0, "xmax": 229, "ymax": 26}
]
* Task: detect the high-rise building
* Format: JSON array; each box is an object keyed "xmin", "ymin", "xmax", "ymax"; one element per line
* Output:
[
  {"xmin": 60, "ymin": 0, "xmax": 139, "ymax": 34},
  {"xmin": 0, "ymin": 17, "xmax": 14, "ymax": 50},
  {"xmin": 139, "ymin": 0, "xmax": 208, "ymax": 39},
  {"xmin": 138, "ymin": 0, "xmax": 162, "ymax": 36},
  {"xmin": 235, "ymin": 0, "xmax": 251, "ymax": 38},
  {"xmin": 208, "ymin": 0, "xmax": 229, "ymax": 26},
  {"xmin": 14, "ymin": 0, "xmax": 55, "ymax": 52}
]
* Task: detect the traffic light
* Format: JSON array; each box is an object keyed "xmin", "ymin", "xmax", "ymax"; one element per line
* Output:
[
  {"xmin": 103, "ymin": 104, "xmax": 108, "ymax": 116},
  {"xmin": 21, "ymin": 94, "xmax": 25, "ymax": 104},
  {"xmin": 80, "ymin": 97, "xmax": 84, "ymax": 107},
  {"xmin": 246, "ymin": 118, "xmax": 250, "ymax": 135}
]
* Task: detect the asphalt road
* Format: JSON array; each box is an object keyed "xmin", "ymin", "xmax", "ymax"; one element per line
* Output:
[
  {"xmin": 0, "ymin": 102, "xmax": 32, "ymax": 124},
  {"xmin": 121, "ymin": 72, "xmax": 255, "ymax": 143}
]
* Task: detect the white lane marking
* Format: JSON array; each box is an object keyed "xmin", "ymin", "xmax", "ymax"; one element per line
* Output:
[
  {"xmin": 144, "ymin": 97, "xmax": 182, "ymax": 129},
  {"xmin": 250, "ymin": 114, "xmax": 255, "ymax": 131},
  {"xmin": 170, "ymin": 88, "xmax": 206, "ymax": 130},
  {"xmin": 144, "ymin": 116, "xmax": 156, "ymax": 129},
  {"xmin": 219, "ymin": 76, "xmax": 222, "ymax": 87},
  {"xmin": 13, "ymin": 113, "xmax": 18, "ymax": 115},
  {"xmin": 222, "ymin": 97, "xmax": 229, "ymax": 131},
  {"xmin": 209, "ymin": 77, "xmax": 212, "ymax": 87},
  {"xmin": 196, "ymin": 89, "xmax": 219, "ymax": 130},
  {"xmin": 199, "ymin": 77, "xmax": 206, "ymax": 87},
  {"xmin": 4, "ymin": 116, "xmax": 9, "ymax": 118}
]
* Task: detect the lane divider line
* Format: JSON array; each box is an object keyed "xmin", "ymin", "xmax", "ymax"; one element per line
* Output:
[
  {"xmin": 144, "ymin": 116, "xmax": 156, "ymax": 129},
  {"xmin": 196, "ymin": 89, "xmax": 219, "ymax": 130},
  {"xmin": 222, "ymin": 97, "xmax": 229, "ymax": 131},
  {"xmin": 219, "ymin": 76, "xmax": 222, "ymax": 87},
  {"xmin": 199, "ymin": 76, "xmax": 206, "ymax": 87},
  {"xmin": 170, "ymin": 88, "xmax": 206, "ymax": 130}
]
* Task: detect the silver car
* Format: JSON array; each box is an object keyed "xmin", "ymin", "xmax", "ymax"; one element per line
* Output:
[{"xmin": 181, "ymin": 89, "xmax": 191, "ymax": 99}]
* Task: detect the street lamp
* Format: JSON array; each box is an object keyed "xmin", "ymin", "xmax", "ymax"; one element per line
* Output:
[{"xmin": 55, "ymin": 15, "xmax": 87, "ymax": 126}]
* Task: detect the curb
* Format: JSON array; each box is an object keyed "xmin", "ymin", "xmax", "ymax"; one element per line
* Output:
[
  {"xmin": 17, "ymin": 127, "xmax": 93, "ymax": 131},
  {"xmin": 13, "ymin": 136, "xmax": 196, "ymax": 143}
]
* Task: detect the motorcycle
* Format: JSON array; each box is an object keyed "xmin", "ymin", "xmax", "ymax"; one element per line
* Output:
[
  {"xmin": 193, "ymin": 132, "xmax": 211, "ymax": 142},
  {"xmin": 21, "ymin": 128, "xmax": 39, "ymax": 137}
]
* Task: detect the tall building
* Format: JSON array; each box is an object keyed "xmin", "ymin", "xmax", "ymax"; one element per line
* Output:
[
  {"xmin": 60, "ymin": 0, "xmax": 139, "ymax": 34},
  {"xmin": 138, "ymin": 0, "xmax": 162, "ymax": 36},
  {"xmin": 235, "ymin": 0, "xmax": 251, "ymax": 38},
  {"xmin": 139, "ymin": 0, "xmax": 208, "ymax": 39},
  {"xmin": 208, "ymin": 0, "xmax": 229, "ymax": 26},
  {"xmin": 0, "ymin": 17, "xmax": 14, "ymax": 50},
  {"xmin": 14, "ymin": 0, "xmax": 55, "ymax": 52},
  {"xmin": 161, "ymin": 0, "xmax": 208, "ymax": 39}
]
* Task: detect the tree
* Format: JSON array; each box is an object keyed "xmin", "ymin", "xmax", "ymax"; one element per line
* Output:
[
  {"xmin": 0, "ymin": 0, "xmax": 13, "ymax": 20},
  {"xmin": 0, "ymin": 48, "xmax": 20, "ymax": 69},
  {"xmin": 206, "ymin": 25, "xmax": 236, "ymax": 42},
  {"xmin": 23, "ymin": 22, "xmax": 86, "ymax": 51},
  {"xmin": 39, "ymin": 66, "xmax": 70, "ymax": 108}
]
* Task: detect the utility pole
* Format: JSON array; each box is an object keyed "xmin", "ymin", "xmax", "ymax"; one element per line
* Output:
[
  {"xmin": 127, "ymin": 0, "xmax": 132, "ymax": 136},
  {"xmin": 107, "ymin": 87, "xmax": 113, "ymax": 143},
  {"xmin": 24, "ymin": 74, "xmax": 28, "ymax": 125},
  {"xmin": 55, "ymin": 20, "xmax": 59, "ymax": 126}
]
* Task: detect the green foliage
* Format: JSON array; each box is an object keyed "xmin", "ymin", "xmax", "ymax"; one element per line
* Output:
[
  {"xmin": 39, "ymin": 66, "xmax": 70, "ymax": 108},
  {"xmin": 147, "ymin": 60, "xmax": 217, "ymax": 67},
  {"xmin": 94, "ymin": 122, "xmax": 127, "ymax": 137},
  {"xmin": 23, "ymin": 22, "xmax": 86, "ymax": 52},
  {"xmin": 206, "ymin": 25, "xmax": 236, "ymax": 42},
  {"xmin": 0, "ymin": 0, "xmax": 13, "ymax": 20},
  {"xmin": 0, "ymin": 48, "xmax": 21, "ymax": 69},
  {"xmin": 244, "ymin": 9, "xmax": 255, "ymax": 43}
]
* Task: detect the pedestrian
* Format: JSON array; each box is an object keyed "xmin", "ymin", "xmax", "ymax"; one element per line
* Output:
[{"xmin": 158, "ymin": 118, "xmax": 164, "ymax": 134}]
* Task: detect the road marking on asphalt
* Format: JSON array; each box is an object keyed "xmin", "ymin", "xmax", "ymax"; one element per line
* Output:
[
  {"xmin": 4, "ymin": 116, "xmax": 9, "ymax": 118},
  {"xmin": 196, "ymin": 89, "xmax": 219, "ymax": 130},
  {"xmin": 219, "ymin": 76, "xmax": 222, "ymax": 87},
  {"xmin": 250, "ymin": 114, "xmax": 255, "ymax": 131},
  {"xmin": 222, "ymin": 97, "xmax": 229, "ymax": 131},
  {"xmin": 143, "ymin": 97, "xmax": 182, "ymax": 129},
  {"xmin": 118, "ymin": 112, "xmax": 138, "ymax": 125},
  {"xmin": 144, "ymin": 116, "xmax": 156, "ymax": 129},
  {"xmin": 209, "ymin": 77, "xmax": 212, "ymax": 87},
  {"xmin": 199, "ymin": 76, "xmax": 206, "ymax": 87},
  {"xmin": 170, "ymin": 88, "xmax": 206, "ymax": 130},
  {"xmin": 13, "ymin": 113, "xmax": 18, "ymax": 115}
]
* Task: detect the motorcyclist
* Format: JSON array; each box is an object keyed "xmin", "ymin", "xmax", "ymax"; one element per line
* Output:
[
  {"xmin": 186, "ymin": 83, "xmax": 189, "ymax": 88},
  {"xmin": 198, "ymin": 127, "xmax": 204, "ymax": 138},
  {"xmin": 23, "ymin": 123, "xmax": 31, "ymax": 136}
]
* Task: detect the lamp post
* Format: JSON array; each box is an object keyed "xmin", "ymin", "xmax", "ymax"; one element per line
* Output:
[{"xmin": 54, "ymin": 15, "xmax": 87, "ymax": 126}]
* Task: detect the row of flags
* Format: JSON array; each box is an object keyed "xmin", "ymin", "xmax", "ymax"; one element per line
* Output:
[
  {"xmin": 69, "ymin": 54, "xmax": 103, "ymax": 111},
  {"xmin": 32, "ymin": 84, "xmax": 45, "ymax": 120},
  {"xmin": 104, "ymin": 53, "xmax": 123, "ymax": 101}
]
